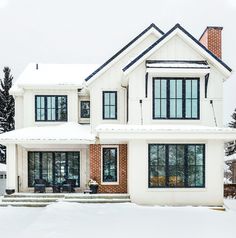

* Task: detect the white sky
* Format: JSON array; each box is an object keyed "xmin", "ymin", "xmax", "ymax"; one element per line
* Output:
[{"xmin": 0, "ymin": 0, "xmax": 235, "ymax": 124}]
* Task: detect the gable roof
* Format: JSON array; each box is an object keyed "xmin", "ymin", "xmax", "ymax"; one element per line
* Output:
[
  {"xmin": 122, "ymin": 24, "xmax": 232, "ymax": 76},
  {"xmin": 84, "ymin": 23, "xmax": 164, "ymax": 83}
]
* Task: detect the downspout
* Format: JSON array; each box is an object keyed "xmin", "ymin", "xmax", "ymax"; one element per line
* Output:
[
  {"xmin": 210, "ymin": 100, "xmax": 218, "ymax": 127},
  {"xmin": 121, "ymin": 84, "xmax": 128, "ymax": 123}
]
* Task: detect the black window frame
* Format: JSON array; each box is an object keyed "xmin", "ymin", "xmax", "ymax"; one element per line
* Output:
[
  {"xmin": 148, "ymin": 144, "xmax": 205, "ymax": 188},
  {"xmin": 35, "ymin": 95, "xmax": 68, "ymax": 122},
  {"xmin": 152, "ymin": 78, "xmax": 200, "ymax": 120},
  {"xmin": 28, "ymin": 151, "xmax": 80, "ymax": 187},
  {"xmin": 102, "ymin": 147, "xmax": 118, "ymax": 183},
  {"xmin": 80, "ymin": 100, "xmax": 90, "ymax": 119},
  {"xmin": 102, "ymin": 91, "xmax": 117, "ymax": 120}
]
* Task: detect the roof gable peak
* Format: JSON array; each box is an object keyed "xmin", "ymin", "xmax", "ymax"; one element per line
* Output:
[
  {"xmin": 122, "ymin": 23, "xmax": 232, "ymax": 75},
  {"xmin": 85, "ymin": 23, "xmax": 164, "ymax": 83}
]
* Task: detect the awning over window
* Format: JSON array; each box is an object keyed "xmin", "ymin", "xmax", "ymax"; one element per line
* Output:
[{"xmin": 146, "ymin": 60, "xmax": 210, "ymax": 69}]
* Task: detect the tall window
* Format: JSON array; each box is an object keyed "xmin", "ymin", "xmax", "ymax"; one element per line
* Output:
[
  {"xmin": 149, "ymin": 144, "xmax": 205, "ymax": 188},
  {"xmin": 35, "ymin": 96, "xmax": 67, "ymax": 121},
  {"xmin": 153, "ymin": 78, "xmax": 199, "ymax": 119},
  {"xmin": 103, "ymin": 91, "xmax": 117, "ymax": 119},
  {"xmin": 102, "ymin": 147, "xmax": 118, "ymax": 183},
  {"xmin": 80, "ymin": 101, "xmax": 90, "ymax": 118},
  {"xmin": 28, "ymin": 152, "xmax": 80, "ymax": 187}
]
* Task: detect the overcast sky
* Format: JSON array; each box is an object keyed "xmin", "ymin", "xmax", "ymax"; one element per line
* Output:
[{"xmin": 0, "ymin": 0, "xmax": 235, "ymax": 124}]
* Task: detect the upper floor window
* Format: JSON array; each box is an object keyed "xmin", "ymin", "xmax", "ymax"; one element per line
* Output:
[
  {"xmin": 103, "ymin": 91, "xmax": 117, "ymax": 120},
  {"xmin": 153, "ymin": 78, "xmax": 199, "ymax": 119},
  {"xmin": 35, "ymin": 95, "xmax": 67, "ymax": 121},
  {"xmin": 80, "ymin": 101, "xmax": 90, "ymax": 118}
]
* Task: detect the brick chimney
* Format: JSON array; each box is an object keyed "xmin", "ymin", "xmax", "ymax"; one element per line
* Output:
[{"xmin": 199, "ymin": 26, "xmax": 223, "ymax": 59}]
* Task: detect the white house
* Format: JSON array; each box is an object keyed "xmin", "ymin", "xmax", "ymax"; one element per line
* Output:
[{"xmin": 0, "ymin": 23, "xmax": 235, "ymax": 206}]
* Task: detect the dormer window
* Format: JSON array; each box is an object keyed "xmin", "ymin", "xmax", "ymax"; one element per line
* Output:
[
  {"xmin": 153, "ymin": 78, "xmax": 199, "ymax": 120},
  {"xmin": 35, "ymin": 95, "xmax": 67, "ymax": 121}
]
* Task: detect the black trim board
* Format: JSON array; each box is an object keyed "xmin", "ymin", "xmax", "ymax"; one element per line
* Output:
[
  {"xmin": 123, "ymin": 24, "xmax": 232, "ymax": 73},
  {"xmin": 85, "ymin": 23, "xmax": 164, "ymax": 82}
]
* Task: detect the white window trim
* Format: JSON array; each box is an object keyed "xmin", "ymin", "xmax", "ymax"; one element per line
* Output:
[{"xmin": 101, "ymin": 145, "xmax": 119, "ymax": 185}]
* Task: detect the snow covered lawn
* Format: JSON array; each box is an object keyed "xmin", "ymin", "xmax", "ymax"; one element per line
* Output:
[{"xmin": 0, "ymin": 202, "xmax": 236, "ymax": 238}]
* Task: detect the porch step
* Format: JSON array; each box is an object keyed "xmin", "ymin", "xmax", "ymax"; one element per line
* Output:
[
  {"xmin": 4, "ymin": 193, "xmax": 64, "ymax": 198},
  {"xmin": 0, "ymin": 193, "xmax": 131, "ymax": 207},
  {"xmin": 64, "ymin": 198, "xmax": 131, "ymax": 203},
  {"xmin": 0, "ymin": 202, "xmax": 50, "ymax": 207},
  {"xmin": 65, "ymin": 194, "xmax": 130, "ymax": 199},
  {"xmin": 2, "ymin": 197, "xmax": 60, "ymax": 203}
]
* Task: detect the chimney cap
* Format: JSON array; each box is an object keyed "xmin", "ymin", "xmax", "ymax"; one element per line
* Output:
[{"xmin": 199, "ymin": 26, "xmax": 223, "ymax": 41}]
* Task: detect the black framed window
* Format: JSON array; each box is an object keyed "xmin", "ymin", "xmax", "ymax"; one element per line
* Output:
[
  {"xmin": 153, "ymin": 78, "xmax": 200, "ymax": 119},
  {"xmin": 149, "ymin": 144, "xmax": 205, "ymax": 188},
  {"xmin": 35, "ymin": 96, "xmax": 67, "ymax": 121},
  {"xmin": 103, "ymin": 91, "xmax": 117, "ymax": 119},
  {"xmin": 80, "ymin": 101, "xmax": 90, "ymax": 118},
  {"xmin": 28, "ymin": 151, "xmax": 80, "ymax": 187},
  {"xmin": 102, "ymin": 147, "xmax": 118, "ymax": 183}
]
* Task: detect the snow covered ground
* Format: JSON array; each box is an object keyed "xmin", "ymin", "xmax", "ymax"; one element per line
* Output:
[{"xmin": 0, "ymin": 202, "xmax": 236, "ymax": 238}]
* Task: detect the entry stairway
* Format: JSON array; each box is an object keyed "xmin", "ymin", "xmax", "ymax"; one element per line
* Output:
[{"xmin": 0, "ymin": 193, "xmax": 131, "ymax": 207}]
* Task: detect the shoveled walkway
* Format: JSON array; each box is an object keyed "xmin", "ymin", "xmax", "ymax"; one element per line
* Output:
[{"xmin": 0, "ymin": 193, "xmax": 131, "ymax": 207}]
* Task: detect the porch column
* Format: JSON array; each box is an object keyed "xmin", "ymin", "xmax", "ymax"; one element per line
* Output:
[{"xmin": 6, "ymin": 144, "xmax": 18, "ymax": 192}]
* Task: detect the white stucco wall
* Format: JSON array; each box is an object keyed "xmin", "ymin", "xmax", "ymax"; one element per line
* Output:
[
  {"xmin": 21, "ymin": 89, "xmax": 78, "ymax": 128},
  {"xmin": 89, "ymin": 33, "xmax": 158, "ymax": 132},
  {"xmin": 128, "ymin": 139, "xmax": 224, "ymax": 206}
]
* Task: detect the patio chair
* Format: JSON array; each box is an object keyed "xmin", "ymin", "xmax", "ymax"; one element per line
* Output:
[
  {"xmin": 62, "ymin": 179, "xmax": 76, "ymax": 193},
  {"xmin": 34, "ymin": 179, "xmax": 46, "ymax": 193}
]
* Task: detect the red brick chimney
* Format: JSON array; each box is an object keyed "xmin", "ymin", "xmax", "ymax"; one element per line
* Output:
[{"xmin": 199, "ymin": 26, "xmax": 223, "ymax": 59}]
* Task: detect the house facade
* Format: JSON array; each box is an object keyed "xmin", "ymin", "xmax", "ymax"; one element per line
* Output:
[{"xmin": 0, "ymin": 23, "xmax": 236, "ymax": 205}]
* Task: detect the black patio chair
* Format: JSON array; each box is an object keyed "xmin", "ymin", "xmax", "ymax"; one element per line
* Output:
[
  {"xmin": 62, "ymin": 179, "xmax": 76, "ymax": 193},
  {"xmin": 34, "ymin": 179, "xmax": 47, "ymax": 193}
]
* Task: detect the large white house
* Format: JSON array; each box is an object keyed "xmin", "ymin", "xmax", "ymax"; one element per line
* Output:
[{"xmin": 0, "ymin": 23, "xmax": 236, "ymax": 206}]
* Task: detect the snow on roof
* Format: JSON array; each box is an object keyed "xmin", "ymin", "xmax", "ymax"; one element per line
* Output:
[
  {"xmin": 96, "ymin": 124, "xmax": 236, "ymax": 133},
  {"xmin": 0, "ymin": 163, "xmax": 6, "ymax": 172},
  {"xmin": 0, "ymin": 123, "xmax": 95, "ymax": 144},
  {"xmin": 11, "ymin": 63, "xmax": 99, "ymax": 92},
  {"xmin": 146, "ymin": 60, "xmax": 210, "ymax": 69}
]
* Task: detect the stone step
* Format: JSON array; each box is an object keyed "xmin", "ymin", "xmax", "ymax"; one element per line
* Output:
[
  {"xmin": 4, "ymin": 193, "xmax": 65, "ymax": 198},
  {"xmin": 65, "ymin": 194, "xmax": 130, "ymax": 199},
  {"xmin": 64, "ymin": 198, "xmax": 131, "ymax": 203},
  {"xmin": 2, "ymin": 197, "xmax": 60, "ymax": 203},
  {"xmin": 0, "ymin": 202, "xmax": 50, "ymax": 207}
]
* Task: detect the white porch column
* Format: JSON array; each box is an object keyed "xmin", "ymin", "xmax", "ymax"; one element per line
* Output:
[{"xmin": 6, "ymin": 144, "xmax": 18, "ymax": 192}]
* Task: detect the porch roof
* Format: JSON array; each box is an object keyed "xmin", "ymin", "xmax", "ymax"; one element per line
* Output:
[
  {"xmin": 96, "ymin": 124, "xmax": 236, "ymax": 141},
  {"xmin": 0, "ymin": 123, "xmax": 96, "ymax": 145}
]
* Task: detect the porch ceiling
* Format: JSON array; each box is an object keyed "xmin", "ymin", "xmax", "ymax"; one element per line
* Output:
[{"xmin": 0, "ymin": 123, "xmax": 96, "ymax": 145}]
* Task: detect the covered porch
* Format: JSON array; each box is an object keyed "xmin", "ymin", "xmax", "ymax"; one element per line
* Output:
[{"xmin": 0, "ymin": 123, "xmax": 95, "ymax": 193}]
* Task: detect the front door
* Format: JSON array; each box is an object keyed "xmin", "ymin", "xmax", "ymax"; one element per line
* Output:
[{"xmin": 28, "ymin": 151, "xmax": 80, "ymax": 187}]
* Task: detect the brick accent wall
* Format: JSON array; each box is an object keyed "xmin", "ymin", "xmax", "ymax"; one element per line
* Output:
[
  {"xmin": 199, "ymin": 26, "xmax": 223, "ymax": 59},
  {"xmin": 89, "ymin": 144, "xmax": 127, "ymax": 193}
]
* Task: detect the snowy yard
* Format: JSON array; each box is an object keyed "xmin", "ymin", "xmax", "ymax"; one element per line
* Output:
[{"xmin": 0, "ymin": 201, "xmax": 236, "ymax": 238}]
